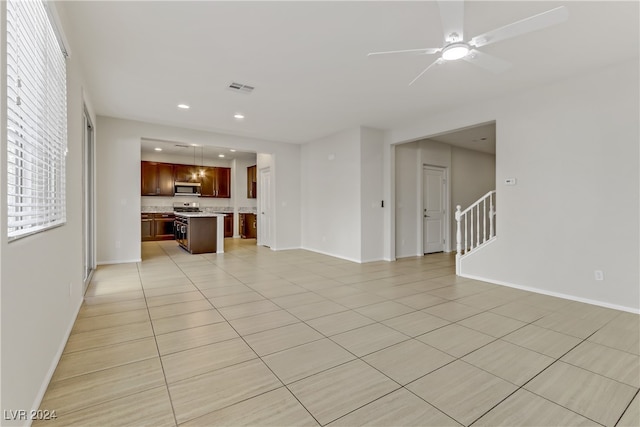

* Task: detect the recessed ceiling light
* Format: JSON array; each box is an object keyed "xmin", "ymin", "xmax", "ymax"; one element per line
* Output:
[
  {"xmin": 218, "ymin": 154, "xmax": 225, "ymax": 158},
  {"xmin": 234, "ymin": 113, "xmax": 245, "ymax": 119},
  {"xmin": 191, "ymin": 144, "xmax": 199, "ymax": 147},
  {"xmin": 230, "ymin": 149, "xmax": 236, "ymax": 152},
  {"xmin": 154, "ymin": 148, "xmax": 162, "ymax": 151},
  {"xmin": 177, "ymin": 104, "xmax": 190, "ymax": 109}
]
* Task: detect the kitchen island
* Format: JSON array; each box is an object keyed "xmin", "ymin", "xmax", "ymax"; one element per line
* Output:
[{"xmin": 174, "ymin": 212, "xmax": 227, "ymax": 254}]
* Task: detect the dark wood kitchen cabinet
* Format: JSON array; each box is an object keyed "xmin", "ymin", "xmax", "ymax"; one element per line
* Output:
[
  {"xmin": 224, "ymin": 214, "xmax": 233, "ymax": 238},
  {"xmin": 200, "ymin": 167, "xmax": 231, "ymax": 198},
  {"xmin": 247, "ymin": 165, "xmax": 257, "ymax": 198},
  {"xmin": 141, "ymin": 161, "xmax": 231, "ymax": 198},
  {"xmin": 141, "ymin": 161, "xmax": 174, "ymax": 196},
  {"xmin": 239, "ymin": 213, "xmax": 257, "ymax": 239},
  {"xmin": 154, "ymin": 213, "xmax": 175, "ymax": 240},
  {"xmin": 141, "ymin": 213, "xmax": 175, "ymax": 241},
  {"xmin": 173, "ymin": 164, "xmax": 196, "ymax": 183},
  {"xmin": 141, "ymin": 213, "xmax": 154, "ymax": 241}
]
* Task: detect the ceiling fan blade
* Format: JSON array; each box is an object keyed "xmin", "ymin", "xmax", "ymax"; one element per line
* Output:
[
  {"xmin": 409, "ymin": 58, "xmax": 445, "ymax": 86},
  {"xmin": 367, "ymin": 48, "xmax": 441, "ymax": 57},
  {"xmin": 470, "ymin": 6, "xmax": 568, "ymax": 48},
  {"xmin": 438, "ymin": 0, "xmax": 465, "ymax": 42},
  {"xmin": 463, "ymin": 49, "xmax": 511, "ymax": 73}
]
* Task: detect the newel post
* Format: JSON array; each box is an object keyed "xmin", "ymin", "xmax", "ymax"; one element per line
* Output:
[{"xmin": 455, "ymin": 205, "xmax": 462, "ymax": 275}]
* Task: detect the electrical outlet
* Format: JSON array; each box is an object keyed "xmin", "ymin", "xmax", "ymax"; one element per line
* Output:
[
  {"xmin": 115, "ymin": 240, "xmax": 121, "ymax": 249},
  {"xmin": 594, "ymin": 270, "xmax": 604, "ymax": 281}
]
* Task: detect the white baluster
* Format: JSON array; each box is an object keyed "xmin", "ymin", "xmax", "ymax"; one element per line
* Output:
[
  {"xmin": 489, "ymin": 202, "xmax": 494, "ymax": 238},
  {"xmin": 464, "ymin": 213, "xmax": 468, "ymax": 254},
  {"xmin": 476, "ymin": 204, "xmax": 480, "ymax": 249},
  {"xmin": 469, "ymin": 209, "xmax": 474, "ymax": 250},
  {"xmin": 482, "ymin": 199, "xmax": 487, "ymax": 243},
  {"xmin": 455, "ymin": 205, "xmax": 462, "ymax": 255},
  {"xmin": 455, "ymin": 205, "xmax": 462, "ymax": 274}
]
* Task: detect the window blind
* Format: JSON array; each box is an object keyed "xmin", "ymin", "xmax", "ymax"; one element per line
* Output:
[{"xmin": 6, "ymin": 0, "xmax": 67, "ymax": 240}]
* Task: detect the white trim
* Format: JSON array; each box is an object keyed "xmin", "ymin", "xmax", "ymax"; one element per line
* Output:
[
  {"xmin": 301, "ymin": 246, "xmax": 363, "ymax": 264},
  {"xmin": 421, "ymin": 164, "xmax": 450, "ymax": 254},
  {"xmin": 43, "ymin": 1, "xmax": 71, "ymax": 57},
  {"xmin": 360, "ymin": 257, "xmax": 386, "ymax": 263},
  {"xmin": 97, "ymin": 258, "xmax": 142, "ymax": 266},
  {"xmin": 270, "ymin": 246, "xmax": 301, "ymax": 251},
  {"xmin": 31, "ymin": 297, "xmax": 83, "ymax": 425},
  {"xmin": 459, "ymin": 272, "xmax": 640, "ymax": 314}
]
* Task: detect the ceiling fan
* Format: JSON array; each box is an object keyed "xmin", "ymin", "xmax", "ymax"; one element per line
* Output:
[{"xmin": 368, "ymin": 1, "xmax": 569, "ymax": 85}]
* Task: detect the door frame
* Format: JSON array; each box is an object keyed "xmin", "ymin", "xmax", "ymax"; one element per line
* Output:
[
  {"xmin": 420, "ymin": 164, "xmax": 450, "ymax": 254},
  {"xmin": 82, "ymin": 107, "xmax": 96, "ymax": 291},
  {"xmin": 258, "ymin": 167, "xmax": 272, "ymax": 248}
]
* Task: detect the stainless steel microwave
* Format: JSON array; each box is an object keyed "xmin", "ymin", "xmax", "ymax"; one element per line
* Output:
[{"xmin": 174, "ymin": 182, "xmax": 201, "ymax": 196}]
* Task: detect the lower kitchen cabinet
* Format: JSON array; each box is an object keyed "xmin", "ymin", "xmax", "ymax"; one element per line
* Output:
[
  {"xmin": 141, "ymin": 213, "xmax": 154, "ymax": 241},
  {"xmin": 239, "ymin": 213, "xmax": 257, "ymax": 239},
  {"xmin": 224, "ymin": 214, "xmax": 233, "ymax": 238},
  {"xmin": 141, "ymin": 213, "xmax": 175, "ymax": 241},
  {"xmin": 154, "ymin": 213, "xmax": 175, "ymax": 240}
]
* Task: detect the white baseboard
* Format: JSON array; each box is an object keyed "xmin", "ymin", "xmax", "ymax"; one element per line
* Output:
[
  {"xmin": 459, "ymin": 272, "xmax": 640, "ymax": 314},
  {"xmin": 30, "ymin": 297, "xmax": 83, "ymax": 426},
  {"xmin": 360, "ymin": 257, "xmax": 386, "ymax": 263},
  {"xmin": 96, "ymin": 258, "xmax": 141, "ymax": 266},
  {"xmin": 301, "ymin": 246, "xmax": 363, "ymax": 263}
]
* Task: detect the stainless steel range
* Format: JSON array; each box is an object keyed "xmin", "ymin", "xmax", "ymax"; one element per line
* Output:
[
  {"xmin": 173, "ymin": 202, "xmax": 202, "ymax": 213},
  {"xmin": 173, "ymin": 202, "xmax": 201, "ymax": 250}
]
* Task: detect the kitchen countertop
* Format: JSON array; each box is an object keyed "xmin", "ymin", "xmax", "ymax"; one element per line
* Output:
[{"xmin": 174, "ymin": 212, "xmax": 228, "ymax": 218}]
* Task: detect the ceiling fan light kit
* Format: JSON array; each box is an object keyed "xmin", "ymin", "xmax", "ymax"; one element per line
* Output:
[
  {"xmin": 368, "ymin": 1, "xmax": 569, "ymax": 85},
  {"xmin": 441, "ymin": 42, "xmax": 470, "ymax": 61}
]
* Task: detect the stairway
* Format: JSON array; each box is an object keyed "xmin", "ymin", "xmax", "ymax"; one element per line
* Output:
[{"xmin": 455, "ymin": 190, "xmax": 496, "ymax": 275}]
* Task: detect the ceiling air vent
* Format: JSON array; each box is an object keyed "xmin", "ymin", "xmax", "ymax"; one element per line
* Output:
[
  {"xmin": 175, "ymin": 144, "xmax": 190, "ymax": 148},
  {"xmin": 228, "ymin": 82, "xmax": 255, "ymax": 94}
]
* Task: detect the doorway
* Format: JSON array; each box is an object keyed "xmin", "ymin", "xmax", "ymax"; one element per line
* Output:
[
  {"xmin": 82, "ymin": 108, "xmax": 95, "ymax": 291},
  {"xmin": 258, "ymin": 167, "xmax": 272, "ymax": 247},
  {"xmin": 423, "ymin": 165, "xmax": 447, "ymax": 254}
]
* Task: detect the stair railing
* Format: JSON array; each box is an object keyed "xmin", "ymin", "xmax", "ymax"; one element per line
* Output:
[{"xmin": 455, "ymin": 190, "xmax": 496, "ymax": 274}]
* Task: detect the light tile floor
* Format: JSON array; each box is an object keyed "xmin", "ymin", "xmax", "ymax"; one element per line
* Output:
[{"xmin": 36, "ymin": 239, "xmax": 640, "ymax": 426}]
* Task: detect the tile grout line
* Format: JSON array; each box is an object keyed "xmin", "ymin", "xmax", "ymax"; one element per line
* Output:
[
  {"xmin": 163, "ymin": 243, "xmax": 324, "ymax": 426},
  {"xmin": 135, "ymin": 255, "xmax": 182, "ymax": 427}
]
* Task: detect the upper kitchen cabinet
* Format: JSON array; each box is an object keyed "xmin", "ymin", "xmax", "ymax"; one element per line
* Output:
[
  {"xmin": 141, "ymin": 161, "xmax": 174, "ymax": 196},
  {"xmin": 200, "ymin": 167, "xmax": 231, "ymax": 198},
  {"xmin": 174, "ymin": 164, "xmax": 197, "ymax": 183},
  {"xmin": 247, "ymin": 165, "xmax": 257, "ymax": 198}
]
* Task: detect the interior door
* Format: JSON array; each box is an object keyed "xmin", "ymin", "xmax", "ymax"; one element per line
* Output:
[
  {"xmin": 259, "ymin": 167, "xmax": 272, "ymax": 247},
  {"xmin": 423, "ymin": 166, "xmax": 446, "ymax": 254}
]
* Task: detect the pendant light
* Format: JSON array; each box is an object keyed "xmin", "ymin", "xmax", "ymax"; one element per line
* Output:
[
  {"xmin": 192, "ymin": 146, "xmax": 197, "ymax": 181},
  {"xmin": 199, "ymin": 146, "xmax": 205, "ymax": 178}
]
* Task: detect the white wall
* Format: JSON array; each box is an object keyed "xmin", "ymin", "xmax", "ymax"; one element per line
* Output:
[
  {"xmin": 394, "ymin": 139, "xmax": 495, "ymax": 257},
  {"xmin": 0, "ymin": 2, "xmax": 96, "ymax": 421},
  {"xmin": 96, "ymin": 116, "xmax": 301, "ymax": 264},
  {"xmin": 301, "ymin": 127, "xmax": 386, "ymax": 263},
  {"xmin": 360, "ymin": 128, "xmax": 385, "ymax": 262},
  {"xmin": 385, "ymin": 59, "xmax": 640, "ymax": 312},
  {"xmin": 450, "ymin": 147, "xmax": 496, "ymax": 242},
  {"xmin": 301, "ymin": 128, "xmax": 362, "ymax": 261},
  {"xmin": 395, "ymin": 142, "xmax": 421, "ymax": 258}
]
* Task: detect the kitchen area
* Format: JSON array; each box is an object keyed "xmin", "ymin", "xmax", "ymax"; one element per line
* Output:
[{"xmin": 140, "ymin": 139, "xmax": 258, "ymax": 254}]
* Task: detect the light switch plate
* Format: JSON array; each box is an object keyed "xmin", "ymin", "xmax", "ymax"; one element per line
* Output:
[{"xmin": 505, "ymin": 178, "xmax": 517, "ymax": 186}]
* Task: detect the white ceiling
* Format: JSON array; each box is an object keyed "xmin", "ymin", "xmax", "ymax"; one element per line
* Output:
[
  {"xmin": 140, "ymin": 139, "xmax": 257, "ymax": 162},
  {"xmin": 61, "ymin": 1, "xmax": 639, "ymax": 145}
]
